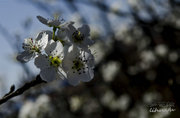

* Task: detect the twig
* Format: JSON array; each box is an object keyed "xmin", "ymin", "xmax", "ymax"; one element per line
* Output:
[
  {"xmin": 0, "ymin": 75, "xmax": 46, "ymax": 105},
  {"xmin": 4, "ymin": 85, "xmax": 15, "ymax": 97}
]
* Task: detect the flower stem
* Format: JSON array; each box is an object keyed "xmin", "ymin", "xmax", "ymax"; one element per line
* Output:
[
  {"xmin": 52, "ymin": 27, "xmax": 57, "ymax": 41},
  {"xmin": 0, "ymin": 75, "xmax": 46, "ymax": 105}
]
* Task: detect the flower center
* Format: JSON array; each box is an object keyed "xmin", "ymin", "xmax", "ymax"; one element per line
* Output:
[
  {"xmin": 72, "ymin": 59, "xmax": 85, "ymax": 74},
  {"xmin": 31, "ymin": 45, "xmax": 40, "ymax": 53},
  {"xmin": 23, "ymin": 38, "xmax": 40, "ymax": 53},
  {"xmin": 72, "ymin": 31, "xmax": 84, "ymax": 43},
  {"xmin": 49, "ymin": 56, "xmax": 62, "ymax": 67}
]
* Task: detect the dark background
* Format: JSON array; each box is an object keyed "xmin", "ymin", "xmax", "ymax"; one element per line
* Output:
[{"xmin": 0, "ymin": 0, "xmax": 180, "ymax": 118}]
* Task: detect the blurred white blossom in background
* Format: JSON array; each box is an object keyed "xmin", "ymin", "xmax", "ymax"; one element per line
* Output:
[{"xmin": 18, "ymin": 94, "xmax": 52, "ymax": 118}]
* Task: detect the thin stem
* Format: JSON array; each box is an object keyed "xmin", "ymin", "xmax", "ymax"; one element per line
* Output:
[
  {"xmin": 0, "ymin": 75, "xmax": 46, "ymax": 105},
  {"xmin": 52, "ymin": 27, "xmax": 57, "ymax": 41}
]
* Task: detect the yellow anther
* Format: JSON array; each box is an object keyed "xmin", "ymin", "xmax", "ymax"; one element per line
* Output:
[
  {"xmin": 72, "ymin": 60, "xmax": 84, "ymax": 70},
  {"xmin": 49, "ymin": 56, "xmax": 62, "ymax": 67},
  {"xmin": 72, "ymin": 31, "xmax": 84, "ymax": 43}
]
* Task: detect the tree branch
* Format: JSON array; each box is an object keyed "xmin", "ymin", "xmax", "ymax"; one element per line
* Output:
[{"xmin": 0, "ymin": 75, "xmax": 46, "ymax": 105}]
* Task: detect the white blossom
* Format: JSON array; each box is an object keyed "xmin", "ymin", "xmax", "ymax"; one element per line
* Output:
[
  {"xmin": 35, "ymin": 40, "xmax": 66, "ymax": 82},
  {"xmin": 17, "ymin": 15, "xmax": 95, "ymax": 86},
  {"xmin": 101, "ymin": 61, "xmax": 121, "ymax": 82},
  {"xmin": 18, "ymin": 94, "xmax": 53, "ymax": 118},
  {"xmin": 62, "ymin": 23, "xmax": 94, "ymax": 49},
  {"xmin": 56, "ymin": 21, "xmax": 75, "ymax": 45},
  {"xmin": 62, "ymin": 45, "xmax": 94, "ymax": 86},
  {"xmin": 155, "ymin": 44, "xmax": 168, "ymax": 57},
  {"xmin": 17, "ymin": 32, "xmax": 48, "ymax": 62},
  {"xmin": 37, "ymin": 15, "xmax": 63, "ymax": 27}
]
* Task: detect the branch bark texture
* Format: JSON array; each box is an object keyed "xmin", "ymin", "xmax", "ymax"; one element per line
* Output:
[{"xmin": 0, "ymin": 75, "xmax": 46, "ymax": 105}]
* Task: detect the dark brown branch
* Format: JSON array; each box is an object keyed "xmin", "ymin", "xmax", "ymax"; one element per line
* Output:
[
  {"xmin": 0, "ymin": 75, "xmax": 46, "ymax": 105},
  {"xmin": 4, "ymin": 85, "xmax": 15, "ymax": 97}
]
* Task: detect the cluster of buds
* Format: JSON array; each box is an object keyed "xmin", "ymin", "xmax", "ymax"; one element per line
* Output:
[{"xmin": 17, "ymin": 16, "xmax": 95, "ymax": 86}]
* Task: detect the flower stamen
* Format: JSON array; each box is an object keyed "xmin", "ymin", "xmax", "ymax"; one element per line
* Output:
[
  {"xmin": 49, "ymin": 56, "xmax": 62, "ymax": 67},
  {"xmin": 72, "ymin": 59, "xmax": 85, "ymax": 74},
  {"xmin": 72, "ymin": 31, "xmax": 84, "ymax": 43}
]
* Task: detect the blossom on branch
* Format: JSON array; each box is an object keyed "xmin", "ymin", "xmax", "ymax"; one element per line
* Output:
[
  {"xmin": 35, "ymin": 40, "xmax": 66, "ymax": 82},
  {"xmin": 17, "ymin": 15, "xmax": 95, "ymax": 86},
  {"xmin": 63, "ymin": 45, "xmax": 94, "ymax": 86},
  {"xmin": 17, "ymin": 32, "xmax": 48, "ymax": 63},
  {"xmin": 61, "ymin": 23, "xmax": 94, "ymax": 49},
  {"xmin": 37, "ymin": 15, "xmax": 63, "ymax": 28}
]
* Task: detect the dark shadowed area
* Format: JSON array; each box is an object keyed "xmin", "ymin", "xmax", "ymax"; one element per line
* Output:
[{"xmin": 0, "ymin": 0, "xmax": 180, "ymax": 118}]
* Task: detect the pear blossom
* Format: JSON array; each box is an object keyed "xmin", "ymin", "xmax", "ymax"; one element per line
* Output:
[
  {"xmin": 17, "ymin": 32, "xmax": 48, "ymax": 62},
  {"xmin": 59, "ymin": 23, "xmax": 94, "ymax": 49},
  {"xmin": 17, "ymin": 15, "xmax": 95, "ymax": 86},
  {"xmin": 37, "ymin": 15, "xmax": 63, "ymax": 28},
  {"xmin": 35, "ymin": 40, "xmax": 66, "ymax": 82},
  {"xmin": 56, "ymin": 21, "xmax": 75, "ymax": 45},
  {"xmin": 38, "ymin": 30, "xmax": 53, "ymax": 41},
  {"xmin": 62, "ymin": 45, "xmax": 94, "ymax": 86}
]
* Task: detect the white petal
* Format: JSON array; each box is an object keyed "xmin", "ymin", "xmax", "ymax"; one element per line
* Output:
[
  {"xmin": 16, "ymin": 51, "xmax": 35, "ymax": 63},
  {"xmin": 61, "ymin": 21, "xmax": 75, "ymax": 32},
  {"xmin": 52, "ymin": 41, "xmax": 64, "ymax": 56},
  {"xmin": 36, "ymin": 32, "xmax": 48, "ymax": 50},
  {"xmin": 83, "ymin": 37, "xmax": 94, "ymax": 46},
  {"xmin": 87, "ymin": 68, "xmax": 94, "ymax": 80},
  {"xmin": 78, "ymin": 25, "xmax": 94, "ymax": 46},
  {"xmin": 65, "ymin": 22, "xmax": 76, "ymax": 39},
  {"xmin": 57, "ymin": 67, "xmax": 67, "ymax": 80},
  {"xmin": 61, "ymin": 21, "xmax": 75, "ymax": 29},
  {"xmin": 68, "ymin": 21, "xmax": 76, "ymax": 29},
  {"xmin": 79, "ymin": 72, "xmax": 92, "ymax": 82},
  {"xmin": 48, "ymin": 20, "xmax": 61, "ymax": 27},
  {"xmin": 62, "ymin": 58, "xmax": 73, "ymax": 72},
  {"xmin": 57, "ymin": 29, "xmax": 67, "ymax": 39},
  {"xmin": 34, "ymin": 54, "xmax": 50, "ymax": 69},
  {"xmin": 63, "ymin": 43, "xmax": 71, "ymax": 55},
  {"xmin": 45, "ymin": 40, "xmax": 63, "ymax": 56},
  {"xmin": 67, "ymin": 45, "xmax": 80, "ymax": 58},
  {"xmin": 37, "ymin": 16, "xmax": 48, "ymax": 25},
  {"xmin": 45, "ymin": 40, "xmax": 56, "ymax": 54},
  {"xmin": 23, "ymin": 38, "xmax": 33, "ymax": 51},
  {"xmin": 36, "ymin": 30, "xmax": 52, "ymax": 41},
  {"xmin": 86, "ymin": 50, "xmax": 95, "ymax": 68},
  {"xmin": 23, "ymin": 38, "xmax": 32, "ymax": 45},
  {"xmin": 40, "ymin": 67, "xmax": 56, "ymax": 82},
  {"xmin": 62, "ymin": 45, "xmax": 80, "ymax": 71},
  {"xmin": 78, "ymin": 24, "xmax": 90, "ymax": 37},
  {"xmin": 70, "ymin": 69, "xmax": 93, "ymax": 83}
]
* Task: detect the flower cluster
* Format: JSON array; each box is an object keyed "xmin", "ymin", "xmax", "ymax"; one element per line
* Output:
[{"xmin": 17, "ymin": 16, "xmax": 95, "ymax": 86}]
